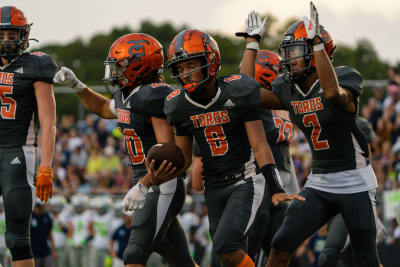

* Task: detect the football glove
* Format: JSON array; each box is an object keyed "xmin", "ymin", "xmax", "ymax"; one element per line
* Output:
[
  {"xmin": 53, "ymin": 66, "xmax": 87, "ymax": 92},
  {"xmin": 122, "ymin": 183, "xmax": 149, "ymax": 214},
  {"xmin": 303, "ymin": 1, "xmax": 321, "ymax": 41},
  {"xmin": 36, "ymin": 166, "xmax": 53, "ymax": 202},
  {"xmin": 235, "ymin": 10, "xmax": 267, "ymax": 41}
]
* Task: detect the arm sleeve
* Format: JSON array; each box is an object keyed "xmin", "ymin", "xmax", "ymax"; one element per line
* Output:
[
  {"xmin": 35, "ymin": 53, "xmax": 57, "ymax": 84},
  {"xmin": 336, "ymin": 66, "xmax": 363, "ymax": 97},
  {"xmin": 142, "ymin": 85, "xmax": 172, "ymax": 118},
  {"xmin": 272, "ymin": 76, "xmax": 290, "ymax": 110}
]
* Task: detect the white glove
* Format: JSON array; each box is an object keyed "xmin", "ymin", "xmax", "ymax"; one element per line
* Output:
[
  {"xmin": 122, "ymin": 183, "xmax": 149, "ymax": 214},
  {"xmin": 375, "ymin": 217, "xmax": 387, "ymax": 243},
  {"xmin": 53, "ymin": 66, "xmax": 87, "ymax": 92},
  {"xmin": 235, "ymin": 10, "xmax": 267, "ymax": 41},
  {"xmin": 303, "ymin": 1, "xmax": 320, "ymax": 41}
]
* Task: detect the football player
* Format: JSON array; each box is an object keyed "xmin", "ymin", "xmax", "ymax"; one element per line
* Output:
[
  {"xmin": 243, "ymin": 50, "xmax": 299, "ymax": 266},
  {"xmin": 54, "ymin": 33, "xmax": 197, "ymax": 267},
  {"xmin": 238, "ymin": 3, "xmax": 380, "ymax": 267},
  {"xmin": 317, "ymin": 117, "xmax": 385, "ymax": 267},
  {"xmin": 0, "ymin": 6, "xmax": 57, "ymax": 267},
  {"xmin": 164, "ymin": 29, "xmax": 304, "ymax": 267}
]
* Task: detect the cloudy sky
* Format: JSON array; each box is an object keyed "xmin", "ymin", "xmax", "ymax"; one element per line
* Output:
[{"xmin": 3, "ymin": 0, "xmax": 400, "ymax": 64}]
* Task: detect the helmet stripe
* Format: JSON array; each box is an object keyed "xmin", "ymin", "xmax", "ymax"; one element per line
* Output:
[
  {"xmin": 1, "ymin": 6, "xmax": 11, "ymax": 24},
  {"xmin": 174, "ymin": 30, "xmax": 187, "ymax": 54}
]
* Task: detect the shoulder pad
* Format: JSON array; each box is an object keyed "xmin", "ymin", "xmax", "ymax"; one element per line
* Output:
[
  {"xmin": 164, "ymin": 89, "xmax": 185, "ymax": 126},
  {"xmin": 272, "ymin": 75, "xmax": 291, "ymax": 109},
  {"xmin": 136, "ymin": 83, "xmax": 173, "ymax": 117},
  {"xmin": 30, "ymin": 52, "xmax": 57, "ymax": 83},
  {"xmin": 220, "ymin": 73, "xmax": 261, "ymax": 107},
  {"xmin": 335, "ymin": 66, "xmax": 363, "ymax": 96}
]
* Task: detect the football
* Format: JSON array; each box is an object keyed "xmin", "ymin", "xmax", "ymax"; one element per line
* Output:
[{"xmin": 147, "ymin": 143, "xmax": 186, "ymax": 171}]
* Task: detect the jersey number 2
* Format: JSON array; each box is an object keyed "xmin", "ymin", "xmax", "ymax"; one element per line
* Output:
[
  {"xmin": 303, "ymin": 113, "xmax": 329, "ymax": 150},
  {"xmin": 204, "ymin": 125, "xmax": 228, "ymax": 156},
  {"xmin": 122, "ymin": 128, "xmax": 145, "ymax": 164},
  {"xmin": 0, "ymin": 86, "xmax": 16, "ymax": 119}
]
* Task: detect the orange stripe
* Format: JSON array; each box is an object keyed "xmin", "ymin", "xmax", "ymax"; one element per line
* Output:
[{"xmin": 236, "ymin": 254, "xmax": 255, "ymax": 267}]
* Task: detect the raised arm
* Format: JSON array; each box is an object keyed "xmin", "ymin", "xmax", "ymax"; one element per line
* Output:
[
  {"xmin": 54, "ymin": 67, "xmax": 116, "ymax": 119},
  {"xmin": 304, "ymin": 2, "xmax": 355, "ymax": 112},
  {"xmin": 237, "ymin": 11, "xmax": 284, "ymax": 110}
]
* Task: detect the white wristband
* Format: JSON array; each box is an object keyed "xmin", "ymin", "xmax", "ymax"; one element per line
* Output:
[
  {"xmin": 246, "ymin": 42, "xmax": 259, "ymax": 51},
  {"xmin": 313, "ymin": 43, "xmax": 325, "ymax": 51}
]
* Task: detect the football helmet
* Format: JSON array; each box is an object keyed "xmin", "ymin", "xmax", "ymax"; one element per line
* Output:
[
  {"xmin": 0, "ymin": 6, "xmax": 31, "ymax": 60},
  {"xmin": 91, "ymin": 195, "xmax": 113, "ymax": 215},
  {"xmin": 278, "ymin": 20, "xmax": 335, "ymax": 81},
  {"xmin": 48, "ymin": 195, "xmax": 67, "ymax": 213},
  {"xmin": 71, "ymin": 194, "xmax": 89, "ymax": 214},
  {"xmin": 255, "ymin": 49, "xmax": 281, "ymax": 89},
  {"xmin": 166, "ymin": 29, "xmax": 220, "ymax": 93},
  {"xmin": 103, "ymin": 33, "xmax": 164, "ymax": 95}
]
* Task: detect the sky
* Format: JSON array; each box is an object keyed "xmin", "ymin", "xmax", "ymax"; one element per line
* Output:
[{"xmin": 3, "ymin": 0, "xmax": 400, "ymax": 64}]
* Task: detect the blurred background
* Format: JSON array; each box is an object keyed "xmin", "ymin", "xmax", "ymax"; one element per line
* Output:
[{"xmin": 0, "ymin": 0, "xmax": 400, "ymax": 266}]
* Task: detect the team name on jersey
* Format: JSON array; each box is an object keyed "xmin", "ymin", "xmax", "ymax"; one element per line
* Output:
[
  {"xmin": 190, "ymin": 110, "xmax": 230, "ymax": 128},
  {"xmin": 0, "ymin": 72, "xmax": 14, "ymax": 85},
  {"xmin": 117, "ymin": 109, "xmax": 130, "ymax": 124},
  {"xmin": 291, "ymin": 97, "xmax": 323, "ymax": 115}
]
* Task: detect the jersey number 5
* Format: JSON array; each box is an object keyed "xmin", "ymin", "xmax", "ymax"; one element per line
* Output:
[
  {"xmin": 204, "ymin": 125, "xmax": 228, "ymax": 156},
  {"xmin": 303, "ymin": 113, "xmax": 329, "ymax": 150},
  {"xmin": 0, "ymin": 86, "xmax": 16, "ymax": 119},
  {"xmin": 121, "ymin": 128, "xmax": 145, "ymax": 164}
]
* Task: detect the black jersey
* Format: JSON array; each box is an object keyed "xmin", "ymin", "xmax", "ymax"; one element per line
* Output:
[
  {"xmin": 272, "ymin": 66, "xmax": 368, "ymax": 174},
  {"xmin": 165, "ymin": 74, "xmax": 262, "ymax": 185},
  {"xmin": 113, "ymin": 83, "xmax": 173, "ymax": 183},
  {"xmin": 261, "ymin": 109, "xmax": 293, "ymax": 172},
  {"xmin": 0, "ymin": 52, "xmax": 57, "ymax": 147}
]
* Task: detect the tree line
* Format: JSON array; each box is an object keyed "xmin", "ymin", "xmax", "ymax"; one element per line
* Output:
[{"xmin": 34, "ymin": 18, "xmax": 394, "ymax": 117}]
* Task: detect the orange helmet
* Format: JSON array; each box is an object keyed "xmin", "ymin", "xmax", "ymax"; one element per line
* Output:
[
  {"xmin": 0, "ymin": 6, "xmax": 31, "ymax": 59},
  {"xmin": 103, "ymin": 33, "xmax": 163, "ymax": 94},
  {"xmin": 279, "ymin": 20, "xmax": 335, "ymax": 81},
  {"xmin": 166, "ymin": 29, "xmax": 220, "ymax": 93},
  {"xmin": 255, "ymin": 50, "xmax": 281, "ymax": 89}
]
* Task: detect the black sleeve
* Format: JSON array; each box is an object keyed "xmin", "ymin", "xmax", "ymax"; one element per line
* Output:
[
  {"xmin": 272, "ymin": 76, "xmax": 291, "ymax": 110},
  {"xmin": 356, "ymin": 117, "xmax": 376, "ymax": 143},
  {"xmin": 34, "ymin": 53, "xmax": 57, "ymax": 84},
  {"xmin": 141, "ymin": 84, "xmax": 172, "ymax": 118},
  {"xmin": 164, "ymin": 89, "xmax": 184, "ymax": 126},
  {"xmin": 336, "ymin": 66, "xmax": 363, "ymax": 97},
  {"xmin": 227, "ymin": 74, "xmax": 263, "ymax": 123}
]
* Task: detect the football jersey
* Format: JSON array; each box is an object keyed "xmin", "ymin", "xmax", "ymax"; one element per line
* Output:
[
  {"xmin": 272, "ymin": 66, "xmax": 368, "ymax": 174},
  {"xmin": 110, "ymin": 83, "xmax": 173, "ymax": 183},
  {"xmin": 165, "ymin": 74, "xmax": 262, "ymax": 185},
  {"xmin": 0, "ymin": 52, "xmax": 56, "ymax": 147},
  {"xmin": 261, "ymin": 109, "xmax": 293, "ymax": 172}
]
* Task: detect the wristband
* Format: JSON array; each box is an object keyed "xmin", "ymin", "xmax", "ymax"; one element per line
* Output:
[
  {"xmin": 261, "ymin": 164, "xmax": 285, "ymax": 195},
  {"xmin": 245, "ymin": 42, "xmax": 259, "ymax": 51},
  {"xmin": 313, "ymin": 43, "xmax": 325, "ymax": 52}
]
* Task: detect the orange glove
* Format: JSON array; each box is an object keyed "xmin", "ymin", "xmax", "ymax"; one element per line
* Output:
[{"xmin": 36, "ymin": 166, "xmax": 53, "ymax": 202}]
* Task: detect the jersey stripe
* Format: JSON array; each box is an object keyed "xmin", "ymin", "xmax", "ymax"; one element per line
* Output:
[
  {"xmin": 351, "ymin": 133, "xmax": 367, "ymax": 169},
  {"xmin": 25, "ymin": 113, "xmax": 36, "ymax": 146}
]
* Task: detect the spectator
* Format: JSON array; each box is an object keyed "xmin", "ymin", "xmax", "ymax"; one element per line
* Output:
[{"xmin": 30, "ymin": 200, "xmax": 56, "ymax": 267}]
